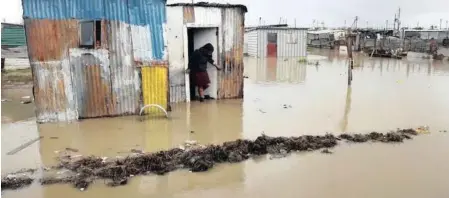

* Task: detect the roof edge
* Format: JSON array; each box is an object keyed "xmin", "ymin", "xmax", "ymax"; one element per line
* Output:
[{"xmin": 167, "ymin": 2, "xmax": 248, "ymax": 12}]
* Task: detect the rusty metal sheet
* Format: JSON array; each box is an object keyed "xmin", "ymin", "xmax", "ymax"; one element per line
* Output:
[
  {"xmin": 109, "ymin": 21, "xmax": 141, "ymax": 116},
  {"xmin": 218, "ymin": 8, "xmax": 245, "ymax": 99},
  {"xmin": 183, "ymin": 6, "xmax": 195, "ymax": 24},
  {"xmin": 32, "ymin": 60, "xmax": 77, "ymax": 123},
  {"xmin": 69, "ymin": 49, "xmax": 113, "ymax": 118},
  {"xmin": 24, "ymin": 19, "xmax": 78, "ymax": 62}
]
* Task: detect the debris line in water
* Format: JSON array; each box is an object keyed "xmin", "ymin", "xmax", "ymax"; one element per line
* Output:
[{"xmin": 1, "ymin": 128, "xmax": 422, "ymax": 191}]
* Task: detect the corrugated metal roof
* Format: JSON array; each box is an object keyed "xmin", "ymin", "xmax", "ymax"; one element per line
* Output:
[
  {"xmin": 1, "ymin": 26, "xmax": 27, "ymax": 46},
  {"xmin": 252, "ymin": 27, "xmax": 309, "ymax": 31}
]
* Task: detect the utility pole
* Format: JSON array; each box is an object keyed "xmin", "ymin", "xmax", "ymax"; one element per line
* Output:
[
  {"xmin": 440, "ymin": 19, "xmax": 443, "ymax": 29},
  {"xmin": 346, "ymin": 16, "xmax": 358, "ymax": 86},
  {"xmin": 394, "ymin": 7, "xmax": 401, "ymax": 35}
]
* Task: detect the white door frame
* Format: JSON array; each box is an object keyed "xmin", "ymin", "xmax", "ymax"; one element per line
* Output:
[{"xmin": 183, "ymin": 24, "xmax": 220, "ymax": 102}]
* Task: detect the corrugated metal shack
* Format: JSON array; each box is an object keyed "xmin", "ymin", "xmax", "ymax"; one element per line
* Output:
[
  {"xmin": 1, "ymin": 23, "xmax": 30, "ymax": 70},
  {"xmin": 244, "ymin": 27, "xmax": 308, "ymax": 58},
  {"xmin": 22, "ymin": 0, "xmax": 169, "ymax": 123},
  {"xmin": 165, "ymin": 3, "xmax": 247, "ymax": 102},
  {"xmin": 401, "ymin": 29, "xmax": 449, "ymax": 52}
]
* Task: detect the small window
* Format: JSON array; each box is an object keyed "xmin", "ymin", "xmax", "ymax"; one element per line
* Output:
[
  {"xmin": 79, "ymin": 20, "xmax": 101, "ymax": 49},
  {"xmin": 267, "ymin": 33, "xmax": 277, "ymax": 44},
  {"xmin": 286, "ymin": 33, "xmax": 298, "ymax": 44}
]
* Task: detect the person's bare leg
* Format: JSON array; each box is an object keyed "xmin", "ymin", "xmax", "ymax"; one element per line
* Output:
[{"xmin": 198, "ymin": 87, "xmax": 205, "ymax": 102}]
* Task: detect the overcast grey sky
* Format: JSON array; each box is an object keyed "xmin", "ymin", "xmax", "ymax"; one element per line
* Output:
[{"xmin": 1, "ymin": 0, "xmax": 448, "ymax": 28}]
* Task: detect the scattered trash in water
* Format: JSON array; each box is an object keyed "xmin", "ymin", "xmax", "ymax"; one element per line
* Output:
[
  {"xmin": 415, "ymin": 126, "xmax": 430, "ymax": 134},
  {"xmin": 1, "ymin": 176, "xmax": 34, "ymax": 190},
  {"xmin": 130, "ymin": 149, "xmax": 144, "ymax": 154},
  {"xmin": 190, "ymin": 131, "xmax": 195, "ymax": 133},
  {"xmin": 258, "ymin": 109, "xmax": 267, "ymax": 113},
  {"xmin": 1, "ymin": 99, "xmax": 11, "ymax": 102},
  {"xmin": 20, "ymin": 96, "xmax": 32, "ymax": 104},
  {"xmin": 282, "ymin": 104, "xmax": 292, "ymax": 109},
  {"xmin": 1, "ymin": 128, "xmax": 422, "ymax": 191},
  {"xmin": 50, "ymin": 137, "xmax": 59, "ymax": 139},
  {"xmin": 321, "ymin": 149, "xmax": 333, "ymax": 154},
  {"xmin": 65, "ymin": 148, "xmax": 79, "ymax": 152}
]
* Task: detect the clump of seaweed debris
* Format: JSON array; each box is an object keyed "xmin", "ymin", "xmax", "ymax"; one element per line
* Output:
[
  {"xmin": 2, "ymin": 128, "xmax": 421, "ymax": 191},
  {"xmin": 1, "ymin": 176, "xmax": 34, "ymax": 190}
]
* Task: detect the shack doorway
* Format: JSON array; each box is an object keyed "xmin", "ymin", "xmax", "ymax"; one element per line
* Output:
[{"xmin": 185, "ymin": 27, "xmax": 219, "ymax": 101}]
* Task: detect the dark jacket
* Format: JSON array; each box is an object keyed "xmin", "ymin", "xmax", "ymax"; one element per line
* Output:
[{"xmin": 188, "ymin": 48, "xmax": 214, "ymax": 72}]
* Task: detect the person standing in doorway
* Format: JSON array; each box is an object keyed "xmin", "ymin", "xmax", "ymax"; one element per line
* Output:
[{"xmin": 187, "ymin": 43, "xmax": 221, "ymax": 102}]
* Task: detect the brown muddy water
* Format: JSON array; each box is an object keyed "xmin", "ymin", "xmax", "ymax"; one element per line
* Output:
[{"xmin": 2, "ymin": 49, "xmax": 449, "ymax": 198}]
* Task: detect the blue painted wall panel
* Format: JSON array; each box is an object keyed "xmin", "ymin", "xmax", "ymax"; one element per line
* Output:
[{"xmin": 128, "ymin": 0, "xmax": 166, "ymax": 59}]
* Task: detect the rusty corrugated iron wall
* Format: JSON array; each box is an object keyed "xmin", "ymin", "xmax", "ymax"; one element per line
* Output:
[
  {"xmin": 166, "ymin": 4, "xmax": 247, "ymax": 102},
  {"xmin": 22, "ymin": 0, "xmax": 168, "ymax": 122},
  {"xmin": 219, "ymin": 7, "xmax": 245, "ymax": 99},
  {"xmin": 24, "ymin": 19, "xmax": 79, "ymax": 122}
]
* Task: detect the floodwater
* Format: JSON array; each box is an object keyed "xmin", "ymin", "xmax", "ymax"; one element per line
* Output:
[{"xmin": 2, "ymin": 49, "xmax": 449, "ymax": 198}]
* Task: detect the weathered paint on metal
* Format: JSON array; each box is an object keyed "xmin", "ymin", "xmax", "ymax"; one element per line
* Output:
[
  {"xmin": 24, "ymin": 19, "xmax": 79, "ymax": 61},
  {"xmin": 22, "ymin": 0, "xmax": 167, "ymax": 60},
  {"xmin": 218, "ymin": 7, "xmax": 245, "ymax": 99},
  {"xmin": 69, "ymin": 48, "xmax": 113, "ymax": 118},
  {"xmin": 183, "ymin": 6, "xmax": 195, "ymax": 24},
  {"xmin": 109, "ymin": 21, "xmax": 142, "ymax": 116},
  {"xmin": 31, "ymin": 60, "xmax": 77, "ymax": 123},
  {"xmin": 127, "ymin": 0, "xmax": 167, "ymax": 59},
  {"xmin": 166, "ymin": 6, "xmax": 187, "ymax": 103},
  {"xmin": 141, "ymin": 66, "xmax": 168, "ymax": 114},
  {"xmin": 24, "ymin": 19, "xmax": 78, "ymax": 122},
  {"xmin": 166, "ymin": 5, "xmax": 246, "ymax": 102}
]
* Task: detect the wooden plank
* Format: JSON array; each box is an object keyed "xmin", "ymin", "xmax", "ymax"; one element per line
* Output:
[{"xmin": 6, "ymin": 136, "xmax": 43, "ymax": 155}]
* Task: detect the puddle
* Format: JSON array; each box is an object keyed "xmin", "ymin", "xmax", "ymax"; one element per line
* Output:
[
  {"xmin": 2, "ymin": 49, "xmax": 449, "ymax": 198},
  {"xmin": 1, "ymin": 87, "xmax": 35, "ymax": 123}
]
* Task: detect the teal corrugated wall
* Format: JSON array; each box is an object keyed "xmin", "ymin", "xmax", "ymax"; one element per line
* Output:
[{"xmin": 1, "ymin": 26, "xmax": 26, "ymax": 46}]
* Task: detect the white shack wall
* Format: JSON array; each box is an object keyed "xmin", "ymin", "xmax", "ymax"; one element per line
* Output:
[
  {"xmin": 166, "ymin": 6, "xmax": 244, "ymax": 102},
  {"xmin": 244, "ymin": 30, "xmax": 258, "ymax": 57},
  {"xmin": 166, "ymin": 6, "xmax": 186, "ymax": 103},
  {"xmin": 256, "ymin": 29, "xmax": 307, "ymax": 58}
]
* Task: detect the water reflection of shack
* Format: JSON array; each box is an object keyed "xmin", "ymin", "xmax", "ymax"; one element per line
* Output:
[{"xmin": 254, "ymin": 58, "xmax": 307, "ymax": 83}]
